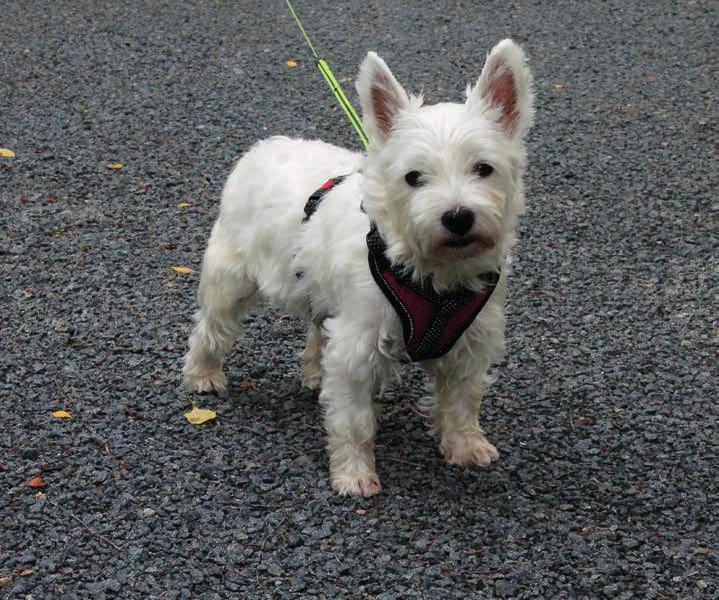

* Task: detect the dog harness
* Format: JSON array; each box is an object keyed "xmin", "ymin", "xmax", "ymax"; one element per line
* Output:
[
  {"xmin": 302, "ymin": 175, "xmax": 347, "ymax": 222},
  {"xmin": 303, "ymin": 177, "xmax": 500, "ymax": 362}
]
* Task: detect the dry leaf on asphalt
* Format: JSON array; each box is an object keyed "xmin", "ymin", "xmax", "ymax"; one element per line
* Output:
[
  {"xmin": 106, "ymin": 162, "xmax": 124, "ymax": 170},
  {"xmin": 51, "ymin": 410, "xmax": 72, "ymax": 419},
  {"xmin": 171, "ymin": 265, "xmax": 194, "ymax": 274},
  {"xmin": 184, "ymin": 406, "xmax": 217, "ymax": 425},
  {"xmin": 176, "ymin": 202, "xmax": 192, "ymax": 208},
  {"xmin": 286, "ymin": 60, "xmax": 298, "ymax": 67},
  {"xmin": 0, "ymin": 148, "xmax": 15, "ymax": 158},
  {"xmin": 26, "ymin": 476, "xmax": 46, "ymax": 488}
]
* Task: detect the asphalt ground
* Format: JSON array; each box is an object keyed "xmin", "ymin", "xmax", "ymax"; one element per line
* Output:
[{"xmin": 1, "ymin": 1, "xmax": 717, "ymax": 598}]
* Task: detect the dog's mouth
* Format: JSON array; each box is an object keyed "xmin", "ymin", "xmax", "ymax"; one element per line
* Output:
[
  {"xmin": 433, "ymin": 232, "xmax": 496, "ymax": 261},
  {"xmin": 443, "ymin": 237, "xmax": 474, "ymax": 249}
]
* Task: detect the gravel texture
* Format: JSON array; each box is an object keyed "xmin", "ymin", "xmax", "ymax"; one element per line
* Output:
[{"xmin": 1, "ymin": 0, "xmax": 717, "ymax": 598}]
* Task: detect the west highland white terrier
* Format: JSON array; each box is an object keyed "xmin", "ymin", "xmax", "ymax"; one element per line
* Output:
[{"xmin": 183, "ymin": 39, "xmax": 534, "ymax": 496}]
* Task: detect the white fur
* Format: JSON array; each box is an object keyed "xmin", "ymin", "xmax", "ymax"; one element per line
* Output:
[{"xmin": 183, "ymin": 40, "xmax": 534, "ymax": 497}]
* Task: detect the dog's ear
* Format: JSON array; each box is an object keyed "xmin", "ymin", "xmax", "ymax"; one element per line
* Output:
[
  {"xmin": 357, "ymin": 52, "xmax": 410, "ymax": 146},
  {"xmin": 468, "ymin": 39, "xmax": 534, "ymax": 139}
]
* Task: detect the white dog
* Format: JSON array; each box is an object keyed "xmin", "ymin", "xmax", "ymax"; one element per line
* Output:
[{"xmin": 183, "ymin": 39, "xmax": 534, "ymax": 497}]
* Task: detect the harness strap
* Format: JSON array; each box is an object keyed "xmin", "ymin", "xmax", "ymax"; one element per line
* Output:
[{"xmin": 302, "ymin": 176, "xmax": 347, "ymax": 223}]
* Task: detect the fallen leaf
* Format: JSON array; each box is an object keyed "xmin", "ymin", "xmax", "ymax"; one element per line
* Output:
[
  {"xmin": 184, "ymin": 406, "xmax": 217, "ymax": 425},
  {"xmin": 0, "ymin": 575, "xmax": 12, "ymax": 587},
  {"xmin": 124, "ymin": 405, "xmax": 143, "ymax": 420},
  {"xmin": 646, "ymin": 74, "xmax": 657, "ymax": 82},
  {"xmin": 239, "ymin": 378, "xmax": 252, "ymax": 390},
  {"xmin": 94, "ymin": 438, "xmax": 110, "ymax": 454},
  {"xmin": 286, "ymin": 59, "xmax": 298, "ymax": 67},
  {"xmin": 51, "ymin": 410, "xmax": 72, "ymax": 419},
  {"xmin": 106, "ymin": 162, "xmax": 124, "ymax": 170},
  {"xmin": 355, "ymin": 508, "xmax": 366, "ymax": 515},
  {"xmin": 553, "ymin": 83, "xmax": 567, "ymax": 91},
  {"xmin": 0, "ymin": 148, "xmax": 16, "ymax": 158},
  {"xmin": 694, "ymin": 547, "xmax": 710, "ymax": 555},
  {"xmin": 176, "ymin": 202, "xmax": 192, "ymax": 208},
  {"xmin": 26, "ymin": 476, "xmax": 46, "ymax": 488},
  {"xmin": 171, "ymin": 265, "xmax": 194, "ymax": 274},
  {"xmin": 18, "ymin": 569, "xmax": 33, "ymax": 577}
]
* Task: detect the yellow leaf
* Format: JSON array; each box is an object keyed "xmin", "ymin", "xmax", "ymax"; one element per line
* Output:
[
  {"xmin": 171, "ymin": 265, "xmax": 194, "ymax": 274},
  {"xmin": 553, "ymin": 83, "xmax": 567, "ymax": 91},
  {"xmin": 0, "ymin": 148, "xmax": 15, "ymax": 158},
  {"xmin": 286, "ymin": 60, "xmax": 298, "ymax": 67},
  {"xmin": 176, "ymin": 202, "xmax": 192, "ymax": 208},
  {"xmin": 184, "ymin": 406, "xmax": 217, "ymax": 425},
  {"xmin": 51, "ymin": 410, "xmax": 72, "ymax": 419},
  {"xmin": 107, "ymin": 162, "xmax": 125, "ymax": 170}
]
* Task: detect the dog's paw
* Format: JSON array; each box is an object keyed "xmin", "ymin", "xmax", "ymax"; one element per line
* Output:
[
  {"xmin": 300, "ymin": 368, "xmax": 322, "ymax": 392},
  {"xmin": 441, "ymin": 431, "xmax": 499, "ymax": 467},
  {"xmin": 331, "ymin": 472, "xmax": 382, "ymax": 497},
  {"xmin": 183, "ymin": 370, "xmax": 227, "ymax": 394}
]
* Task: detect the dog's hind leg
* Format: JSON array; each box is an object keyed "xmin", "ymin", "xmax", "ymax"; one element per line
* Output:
[
  {"xmin": 183, "ymin": 235, "xmax": 258, "ymax": 393},
  {"xmin": 301, "ymin": 324, "xmax": 326, "ymax": 391}
]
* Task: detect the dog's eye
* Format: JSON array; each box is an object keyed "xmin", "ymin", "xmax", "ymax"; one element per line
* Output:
[
  {"xmin": 404, "ymin": 171, "xmax": 423, "ymax": 187},
  {"xmin": 473, "ymin": 163, "xmax": 494, "ymax": 178}
]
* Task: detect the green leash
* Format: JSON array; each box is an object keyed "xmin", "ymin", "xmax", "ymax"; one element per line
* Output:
[{"xmin": 284, "ymin": 0, "xmax": 369, "ymax": 149}]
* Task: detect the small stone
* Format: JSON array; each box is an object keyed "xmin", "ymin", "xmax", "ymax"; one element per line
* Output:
[
  {"xmin": 604, "ymin": 583, "xmax": 621, "ymax": 595},
  {"xmin": 290, "ymin": 577, "xmax": 306, "ymax": 592},
  {"xmin": 495, "ymin": 579, "xmax": 518, "ymax": 597}
]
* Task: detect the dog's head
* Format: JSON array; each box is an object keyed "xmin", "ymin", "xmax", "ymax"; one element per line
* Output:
[{"xmin": 357, "ymin": 40, "xmax": 534, "ymax": 287}]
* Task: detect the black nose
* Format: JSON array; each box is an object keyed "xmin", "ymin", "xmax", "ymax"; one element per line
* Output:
[{"xmin": 441, "ymin": 208, "xmax": 475, "ymax": 236}]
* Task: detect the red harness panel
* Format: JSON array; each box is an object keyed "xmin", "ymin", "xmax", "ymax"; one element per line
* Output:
[{"xmin": 366, "ymin": 224, "xmax": 499, "ymax": 362}]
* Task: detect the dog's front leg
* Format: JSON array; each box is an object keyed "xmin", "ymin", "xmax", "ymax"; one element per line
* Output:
[
  {"xmin": 430, "ymin": 367, "xmax": 499, "ymax": 467},
  {"xmin": 319, "ymin": 320, "xmax": 381, "ymax": 497}
]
